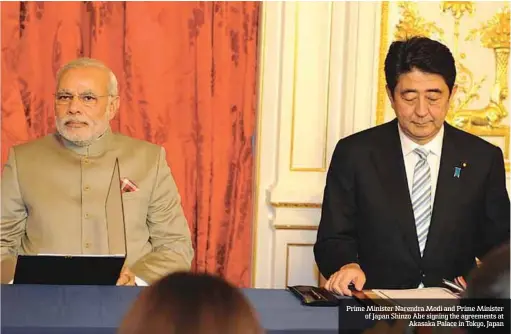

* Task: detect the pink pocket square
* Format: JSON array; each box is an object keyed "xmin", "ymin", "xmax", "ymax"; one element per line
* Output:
[{"xmin": 120, "ymin": 177, "xmax": 139, "ymax": 193}]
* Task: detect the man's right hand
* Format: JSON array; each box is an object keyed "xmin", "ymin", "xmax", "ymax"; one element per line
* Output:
[
  {"xmin": 1, "ymin": 257, "xmax": 16, "ymax": 284},
  {"xmin": 324, "ymin": 263, "xmax": 366, "ymax": 296},
  {"xmin": 116, "ymin": 266, "xmax": 136, "ymax": 286}
]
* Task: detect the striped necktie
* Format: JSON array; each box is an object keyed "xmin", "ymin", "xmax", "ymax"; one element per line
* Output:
[{"xmin": 411, "ymin": 147, "xmax": 431, "ymax": 257}]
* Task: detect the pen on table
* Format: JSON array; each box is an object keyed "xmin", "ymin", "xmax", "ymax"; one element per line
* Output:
[
  {"xmin": 310, "ymin": 289, "xmax": 324, "ymax": 300},
  {"xmin": 442, "ymin": 278, "xmax": 465, "ymax": 292}
]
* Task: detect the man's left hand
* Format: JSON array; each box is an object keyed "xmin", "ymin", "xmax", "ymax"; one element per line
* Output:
[{"xmin": 116, "ymin": 266, "xmax": 136, "ymax": 286}]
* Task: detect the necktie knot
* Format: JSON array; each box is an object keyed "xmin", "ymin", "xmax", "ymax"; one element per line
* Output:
[{"xmin": 414, "ymin": 147, "xmax": 429, "ymax": 161}]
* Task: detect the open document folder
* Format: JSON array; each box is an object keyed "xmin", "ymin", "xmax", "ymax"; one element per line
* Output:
[{"xmin": 372, "ymin": 288, "xmax": 459, "ymax": 300}]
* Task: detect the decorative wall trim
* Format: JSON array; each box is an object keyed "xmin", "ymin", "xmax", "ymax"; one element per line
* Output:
[
  {"xmin": 270, "ymin": 201, "xmax": 322, "ymax": 208},
  {"xmin": 285, "ymin": 243, "xmax": 320, "ymax": 287},
  {"xmin": 289, "ymin": 2, "xmax": 334, "ymax": 172},
  {"xmin": 376, "ymin": 1, "xmax": 390, "ymax": 126},
  {"xmin": 274, "ymin": 225, "xmax": 319, "ymax": 230},
  {"xmin": 251, "ymin": 2, "xmax": 269, "ymax": 287}
]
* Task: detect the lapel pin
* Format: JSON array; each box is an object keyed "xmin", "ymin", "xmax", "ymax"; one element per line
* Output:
[
  {"xmin": 454, "ymin": 167, "xmax": 461, "ymax": 178},
  {"xmin": 453, "ymin": 161, "xmax": 467, "ymax": 178}
]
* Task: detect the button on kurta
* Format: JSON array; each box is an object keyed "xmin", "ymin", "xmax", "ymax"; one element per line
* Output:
[{"xmin": 80, "ymin": 154, "xmax": 120, "ymax": 254}]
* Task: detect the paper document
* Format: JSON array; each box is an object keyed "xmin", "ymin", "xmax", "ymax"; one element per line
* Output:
[
  {"xmin": 368, "ymin": 288, "xmax": 460, "ymax": 309},
  {"xmin": 373, "ymin": 288, "xmax": 459, "ymax": 300}
]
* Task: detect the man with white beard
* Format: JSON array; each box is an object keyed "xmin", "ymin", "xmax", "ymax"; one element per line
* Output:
[{"xmin": 1, "ymin": 58, "xmax": 194, "ymax": 286}]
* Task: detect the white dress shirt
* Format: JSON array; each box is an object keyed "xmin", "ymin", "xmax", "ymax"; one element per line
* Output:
[{"xmin": 397, "ymin": 124, "xmax": 444, "ymax": 288}]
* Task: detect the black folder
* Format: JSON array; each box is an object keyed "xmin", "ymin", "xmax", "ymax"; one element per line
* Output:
[
  {"xmin": 13, "ymin": 254, "xmax": 125, "ymax": 285},
  {"xmin": 13, "ymin": 159, "xmax": 128, "ymax": 285},
  {"xmin": 287, "ymin": 285, "xmax": 340, "ymax": 306}
]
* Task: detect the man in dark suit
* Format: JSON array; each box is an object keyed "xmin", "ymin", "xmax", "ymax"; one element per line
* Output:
[{"xmin": 314, "ymin": 37, "xmax": 510, "ymax": 295}]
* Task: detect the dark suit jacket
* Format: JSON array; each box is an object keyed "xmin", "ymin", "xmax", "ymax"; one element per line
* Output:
[{"xmin": 314, "ymin": 119, "xmax": 510, "ymax": 289}]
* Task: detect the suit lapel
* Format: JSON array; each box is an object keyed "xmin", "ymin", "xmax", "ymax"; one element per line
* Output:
[
  {"xmin": 372, "ymin": 120, "xmax": 421, "ymax": 263},
  {"xmin": 423, "ymin": 124, "xmax": 462, "ymax": 260}
]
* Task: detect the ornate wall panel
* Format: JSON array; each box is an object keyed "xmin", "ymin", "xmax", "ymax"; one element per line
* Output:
[
  {"xmin": 252, "ymin": 1, "xmax": 381, "ymax": 288},
  {"xmin": 253, "ymin": 1, "xmax": 510, "ymax": 289}
]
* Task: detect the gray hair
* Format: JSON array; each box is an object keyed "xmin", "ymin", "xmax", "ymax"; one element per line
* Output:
[{"xmin": 56, "ymin": 57, "xmax": 118, "ymax": 96}]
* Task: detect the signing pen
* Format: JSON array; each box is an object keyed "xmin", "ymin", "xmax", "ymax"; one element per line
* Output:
[{"xmin": 442, "ymin": 278, "xmax": 465, "ymax": 292}]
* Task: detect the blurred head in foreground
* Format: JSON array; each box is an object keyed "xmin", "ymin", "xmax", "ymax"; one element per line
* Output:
[
  {"xmin": 118, "ymin": 272, "xmax": 263, "ymax": 334},
  {"xmin": 461, "ymin": 242, "xmax": 510, "ymax": 334},
  {"xmin": 464, "ymin": 242, "xmax": 510, "ymax": 300}
]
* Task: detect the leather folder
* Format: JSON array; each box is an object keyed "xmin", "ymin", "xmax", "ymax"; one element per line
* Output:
[{"xmin": 287, "ymin": 285, "xmax": 340, "ymax": 306}]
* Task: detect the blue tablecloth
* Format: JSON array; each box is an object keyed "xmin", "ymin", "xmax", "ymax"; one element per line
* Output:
[{"xmin": 1, "ymin": 285, "xmax": 340, "ymax": 334}]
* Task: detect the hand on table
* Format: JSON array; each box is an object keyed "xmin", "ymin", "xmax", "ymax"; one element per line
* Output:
[
  {"xmin": 324, "ymin": 263, "xmax": 366, "ymax": 296},
  {"xmin": 116, "ymin": 266, "xmax": 136, "ymax": 286}
]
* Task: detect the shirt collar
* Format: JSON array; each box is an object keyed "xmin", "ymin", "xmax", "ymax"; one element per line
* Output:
[{"xmin": 398, "ymin": 123, "xmax": 444, "ymax": 157}]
